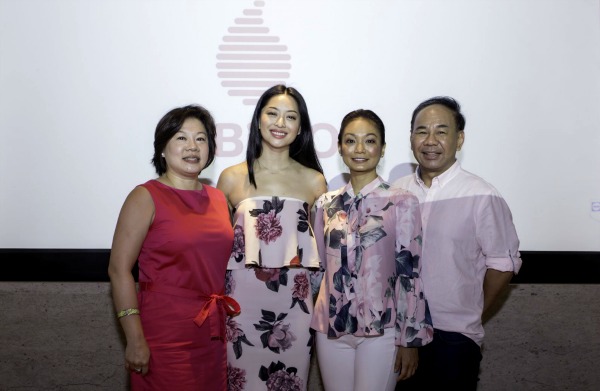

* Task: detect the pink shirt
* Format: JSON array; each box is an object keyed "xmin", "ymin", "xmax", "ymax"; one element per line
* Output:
[
  {"xmin": 311, "ymin": 177, "xmax": 433, "ymax": 347},
  {"xmin": 394, "ymin": 162, "xmax": 522, "ymax": 345}
]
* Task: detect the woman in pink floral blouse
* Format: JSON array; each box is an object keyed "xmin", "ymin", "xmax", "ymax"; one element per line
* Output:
[{"xmin": 311, "ymin": 109, "xmax": 433, "ymax": 391}]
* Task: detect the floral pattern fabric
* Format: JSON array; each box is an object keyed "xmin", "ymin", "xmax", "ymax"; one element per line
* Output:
[
  {"xmin": 227, "ymin": 197, "xmax": 320, "ymax": 270},
  {"xmin": 311, "ymin": 177, "xmax": 433, "ymax": 347},
  {"xmin": 226, "ymin": 197, "xmax": 320, "ymax": 391}
]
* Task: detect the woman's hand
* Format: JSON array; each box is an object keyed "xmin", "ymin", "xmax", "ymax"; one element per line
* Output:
[
  {"xmin": 108, "ymin": 186, "xmax": 154, "ymax": 377},
  {"xmin": 124, "ymin": 338, "xmax": 150, "ymax": 376}
]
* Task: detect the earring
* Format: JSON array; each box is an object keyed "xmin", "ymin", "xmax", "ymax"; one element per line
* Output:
[{"xmin": 161, "ymin": 153, "xmax": 165, "ymax": 158}]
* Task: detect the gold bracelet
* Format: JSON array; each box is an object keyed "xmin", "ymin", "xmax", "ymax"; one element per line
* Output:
[{"xmin": 117, "ymin": 308, "xmax": 140, "ymax": 318}]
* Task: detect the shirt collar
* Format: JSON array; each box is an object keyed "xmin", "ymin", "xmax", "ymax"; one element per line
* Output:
[
  {"xmin": 415, "ymin": 160, "xmax": 461, "ymax": 189},
  {"xmin": 342, "ymin": 175, "xmax": 386, "ymax": 198}
]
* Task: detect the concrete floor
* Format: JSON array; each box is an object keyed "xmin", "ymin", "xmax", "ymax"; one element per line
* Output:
[{"xmin": 1, "ymin": 282, "xmax": 598, "ymax": 390}]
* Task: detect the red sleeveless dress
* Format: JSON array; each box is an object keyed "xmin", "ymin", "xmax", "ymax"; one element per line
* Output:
[{"xmin": 131, "ymin": 180, "xmax": 235, "ymax": 391}]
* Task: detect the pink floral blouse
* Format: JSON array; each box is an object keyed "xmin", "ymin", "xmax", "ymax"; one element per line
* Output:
[{"xmin": 310, "ymin": 177, "xmax": 433, "ymax": 347}]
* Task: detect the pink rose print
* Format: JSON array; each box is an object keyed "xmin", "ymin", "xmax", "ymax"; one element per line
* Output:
[
  {"xmin": 290, "ymin": 272, "xmax": 310, "ymax": 314},
  {"xmin": 254, "ymin": 310, "xmax": 295, "ymax": 354},
  {"xmin": 225, "ymin": 271, "xmax": 236, "ymax": 295},
  {"xmin": 255, "ymin": 267, "xmax": 289, "ymax": 293},
  {"xmin": 292, "ymin": 273, "xmax": 309, "ymax": 300},
  {"xmin": 266, "ymin": 369, "xmax": 303, "ymax": 391},
  {"xmin": 231, "ymin": 225, "xmax": 245, "ymax": 263},
  {"xmin": 227, "ymin": 363, "xmax": 247, "ymax": 391},
  {"xmin": 268, "ymin": 321, "xmax": 296, "ymax": 351},
  {"xmin": 228, "ymin": 317, "xmax": 254, "ymax": 359},
  {"xmin": 259, "ymin": 361, "xmax": 303, "ymax": 391},
  {"xmin": 226, "ymin": 317, "xmax": 243, "ymax": 343},
  {"xmin": 249, "ymin": 197, "xmax": 285, "ymax": 244},
  {"xmin": 255, "ymin": 209, "xmax": 283, "ymax": 243},
  {"xmin": 254, "ymin": 268, "xmax": 280, "ymax": 283}
]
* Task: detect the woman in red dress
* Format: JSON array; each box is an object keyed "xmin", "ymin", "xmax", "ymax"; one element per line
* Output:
[{"xmin": 108, "ymin": 105, "xmax": 238, "ymax": 390}]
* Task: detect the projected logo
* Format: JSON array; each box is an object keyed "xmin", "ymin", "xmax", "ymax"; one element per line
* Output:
[
  {"xmin": 591, "ymin": 201, "xmax": 600, "ymax": 222},
  {"xmin": 216, "ymin": 1, "xmax": 291, "ymax": 106},
  {"xmin": 213, "ymin": 1, "xmax": 338, "ymax": 165}
]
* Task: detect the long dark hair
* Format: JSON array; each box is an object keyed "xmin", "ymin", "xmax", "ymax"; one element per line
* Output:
[{"xmin": 246, "ymin": 85, "xmax": 323, "ymax": 188}]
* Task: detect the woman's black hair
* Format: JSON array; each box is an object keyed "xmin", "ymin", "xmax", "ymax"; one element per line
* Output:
[
  {"xmin": 151, "ymin": 104, "xmax": 217, "ymax": 176},
  {"xmin": 338, "ymin": 109, "xmax": 386, "ymax": 145},
  {"xmin": 246, "ymin": 84, "xmax": 323, "ymax": 188}
]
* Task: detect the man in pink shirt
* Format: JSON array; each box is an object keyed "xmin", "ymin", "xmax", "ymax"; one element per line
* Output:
[{"xmin": 394, "ymin": 96, "xmax": 522, "ymax": 390}]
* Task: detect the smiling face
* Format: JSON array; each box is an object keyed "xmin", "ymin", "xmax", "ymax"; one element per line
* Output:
[
  {"xmin": 163, "ymin": 117, "xmax": 209, "ymax": 178},
  {"xmin": 410, "ymin": 104, "xmax": 464, "ymax": 186},
  {"xmin": 339, "ymin": 117, "xmax": 385, "ymax": 180},
  {"xmin": 259, "ymin": 94, "xmax": 301, "ymax": 150}
]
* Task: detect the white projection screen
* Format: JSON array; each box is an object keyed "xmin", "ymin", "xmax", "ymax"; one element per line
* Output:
[{"xmin": 1, "ymin": 0, "xmax": 600, "ymax": 254}]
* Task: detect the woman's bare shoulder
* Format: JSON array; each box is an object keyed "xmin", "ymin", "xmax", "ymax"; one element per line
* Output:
[
  {"xmin": 217, "ymin": 162, "xmax": 247, "ymax": 188},
  {"xmin": 298, "ymin": 166, "xmax": 327, "ymax": 200},
  {"xmin": 221, "ymin": 162, "xmax": 248, "ymax": 177}
]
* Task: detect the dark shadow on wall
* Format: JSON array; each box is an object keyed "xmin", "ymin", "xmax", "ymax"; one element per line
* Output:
[
  {"xmin": 327, "ymin": 162, "xmax": 417, "ymax": 191},
  {"xmin": 388, "ymin": 162, "xmax": 418, "ymax": 183}
]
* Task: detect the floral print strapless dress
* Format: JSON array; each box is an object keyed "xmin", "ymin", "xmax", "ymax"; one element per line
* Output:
[{"xmin": 226, "ymin": 197, "xmax": 321, "ymax": 391}]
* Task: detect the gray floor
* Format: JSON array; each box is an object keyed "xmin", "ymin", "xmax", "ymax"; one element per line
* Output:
[{"xmin": 1, "ymin": 282, "xmax": 598, "ymax": 390}]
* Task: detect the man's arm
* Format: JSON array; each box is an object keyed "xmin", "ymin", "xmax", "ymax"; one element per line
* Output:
[{"xmin": 482, "ymin": 268, "xmax": 513, "ymax": 320}]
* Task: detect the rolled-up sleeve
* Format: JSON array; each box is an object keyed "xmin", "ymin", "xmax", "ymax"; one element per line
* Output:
[{"xmin": 477, "ymin": 194, "xmax": 522, "ymax": 274}]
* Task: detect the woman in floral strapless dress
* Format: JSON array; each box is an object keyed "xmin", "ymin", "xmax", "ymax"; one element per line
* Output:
[{"xmin": 217, "ymin": 85, "xmax": 327, "ymax": 391}]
